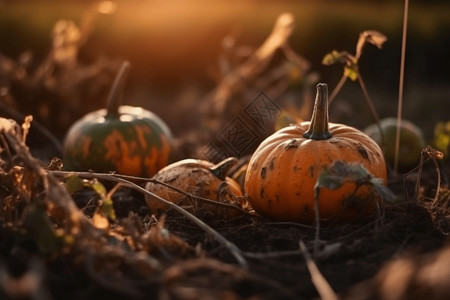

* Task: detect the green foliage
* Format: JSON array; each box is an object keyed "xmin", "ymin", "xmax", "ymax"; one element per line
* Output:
[
  {"xmin": 22, "ymin": 202, "xmax": 70, "ymax": 255},
  {"xmin": 434, "ymin": 121, "xmax": 450, "ymax": 157},
  {"xmin": 322, "ymin": 30, "xmax": 387, "ymax": 81},
  {"xmin": 65, "ymin": 175, "xmax": 116, "ymax": 221}
]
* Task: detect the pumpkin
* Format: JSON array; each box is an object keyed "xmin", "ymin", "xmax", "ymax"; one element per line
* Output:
[
  {"xmin": 63, "ymin": 61, "xmax": 173, "ymax": 177},
  {"xmin": 364, "ymin": 117, "xmax": 426, "ymax": 169},
  {"xmin": 145, "ymin": 157, "xmax": 245, "ymax": 219},
  {"xmin": 244, "ymin": 83, "xmax": 387, "ymax": 224}
]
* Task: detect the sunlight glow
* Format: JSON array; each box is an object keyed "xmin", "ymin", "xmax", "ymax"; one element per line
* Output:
[{"xmin": 98, "ymin": 1, "xmax": 117, "ymax": 15}]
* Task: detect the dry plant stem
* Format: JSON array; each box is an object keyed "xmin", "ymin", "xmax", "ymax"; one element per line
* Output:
[
  {"xmin": 202, "ymin": 13, "xmax": 294, "ymax": 116},
  {"xmin": 50, "ymin": 170, "xmax": 248, "ymax": 269},
  {"xmin": 299, "ymin": 241, "xmax": 338, "ymax": 300},
  {"xmin": 357, "ymin": 72, "xmax": 385, "ymax": 147},
  {"xmin": 313, "ymin": 187, "xmax": 321, "ymax": 258},
  {"xmin": 404, "ymin": 157, "xmax": 430, "ymax": 202},
  {"xmin": 328, "ymin": 75, "xmax": 347, "ymax": 105},
  {"xmin": 96, "ymin": 173, "xmax": 254, "ymax": 217},
  {"xmin": 0, "ymin": 101, "xmax": 63, "ymax": 155},
  {"xmin": 395, "ymin": 0, "xmax": 410, "ymax": 174},
  {"xmin": 0, "ymin": 119, "xmax": 91, "ymax": 234},
  {"xmin": 429, "ymin": 153, "xmax": 441, "ymax": 206},
  {"xmin": 415, "ymin": 147, "xmax": 442, "ymax": 205},
  {"xmin": 147, "ymin": 178, "xmax": 253, "ymax": 217},
  {"xmin": 416, "ymin": 153, "xmax": 426, "ymax": 200}
]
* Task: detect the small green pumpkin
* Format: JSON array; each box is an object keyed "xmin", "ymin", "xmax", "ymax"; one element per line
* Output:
[
  {"xmin": 364, "ymin": 118, "xmax": 425, "ymax": 169},
  {"xmin": 63, "ymin": 61, "xmax": 173, "ymax": 177}
]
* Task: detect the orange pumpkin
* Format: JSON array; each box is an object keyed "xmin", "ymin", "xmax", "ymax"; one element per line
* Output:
[
  {"xmin": 145, "ymin": 157, "xmax": 245, "ymax": 219},
  {"xmin": 244, "ymin": 83, "xmax": 387, "ymax": 224}
]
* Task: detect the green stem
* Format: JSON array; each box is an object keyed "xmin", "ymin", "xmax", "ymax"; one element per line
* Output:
[
  {"xmin": 303, "ymin": 83, "xmax": 332, "ymax": 140},
  {"xmin": 106, "ymin": 61, "xmax": 131, "ymax": 118}
]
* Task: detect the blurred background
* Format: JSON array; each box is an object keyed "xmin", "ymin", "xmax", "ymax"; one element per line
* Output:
[{"xmin": 0, "ymin": 0, "xmax": 449, "ymax": 159}]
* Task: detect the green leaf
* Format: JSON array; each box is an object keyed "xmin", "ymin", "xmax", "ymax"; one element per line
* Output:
[
  {"xmin": 322, "ymin": 50, "xmax": 353, "ymax": 66},
  {"xmin": 88, "ymin": 179, "xmax": 116, "ymax": 221},
  {"xmin": 23, "ymin": 202, "xmax": 68, "ymax": 255},
  {"xmin": 434, "ymin": 121, "xmax": 450, "ymax": 156},
  {"xmin": 89, "ymin": 178, "xmax": 107, "ymax": 197},
  {"xmin": 65, "ymin": 175, "xmax": 85, "ymax": 194},
  {"xmin": 344, "ymin": 65, "xmax": 358, "ymax": 81},
  {"xmin": 67, "ymin": 176, "xmax": 116, "ymax": 221},
  {"xmin": 100, "ymin": 195, "xmax": 116, "ymax": 221}
]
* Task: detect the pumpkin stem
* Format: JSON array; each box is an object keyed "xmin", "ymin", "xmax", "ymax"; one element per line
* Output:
[
  {"xmin": 106, "ymin": 61, "xmax": 131, "ymax": 118},
  {"xmin": 209, "ymin": 157, "xmax": 237, "ymax": 180},
  {"xmin": 303, "ymin": 83, "xmax": 332, "ymax": 140}
]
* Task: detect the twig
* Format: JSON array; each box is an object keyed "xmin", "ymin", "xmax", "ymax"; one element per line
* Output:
[
  {"xmin": 75, "ymin": 172, "xmax": 255, "ymax": 218},
  {"xmin": 394, "ymin": 0, "xmax": 410, "ymax": 174},
  {"xmin": 357, "ymin": 72, "xmax": 385, "ymax": 147},
  {"xmin": 50, "ymin": 170, "xmax": 248, "ymax": 269},
  {"xmin": 243, "ymin": 249, "xmax": 303, "ymax": 259},
  {"xmin": 299, "ymin": 241, "xmax": 338, "ymax": 300},
  {"xmin": 415, "ymin": 146, "xmax": 443, "ymax": 206},
  {"xmin": 313, "ymin": 186, "xmax": 322, "ymax": 257},
  {"xmin": 0, "ymin": 102, "xmax": 63, "ymax": 156},
  {"xmin": 328, "ymin": 75, "xmax": 347, "ymax": 106},
  {"xmin": 147, "ymin": 178, "xmax": 253, "ymax": 217}
]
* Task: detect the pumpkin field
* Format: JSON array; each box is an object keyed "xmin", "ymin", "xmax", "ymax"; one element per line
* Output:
[{"xmin": 0, "ymin": 0, "xmax": 449, "ymax": 299}]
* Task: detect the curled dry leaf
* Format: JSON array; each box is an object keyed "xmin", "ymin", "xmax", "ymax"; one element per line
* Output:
[{"xmin": 356, "ymin": 30, "xmax": 388, "ymax": 59}]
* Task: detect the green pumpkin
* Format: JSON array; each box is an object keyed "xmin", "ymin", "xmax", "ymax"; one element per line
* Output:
[
  {"xmin": 364, "ymin": 117, "xmax": 425, "ymax": 169},
  {"xmin": 63, "ymin": 62, "xmax": 173, "ymax": 177}
]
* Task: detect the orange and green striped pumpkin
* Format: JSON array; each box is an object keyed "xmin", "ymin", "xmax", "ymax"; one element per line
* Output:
[{"xmin": 63, "ymin": 62, "xmax": 173, "ymax": 177}]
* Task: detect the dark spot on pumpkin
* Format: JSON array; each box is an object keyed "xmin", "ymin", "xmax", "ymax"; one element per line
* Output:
[
  {"xmin": 293, "ymin": 165, "xmax": 299, "ymax": 172},
  {"xmin": 308, "ymin": 166, "xmax": 314, "ymax": 178},
  {"xmin": 357, "ymin": 145, "xmax": 369, "ymax": 160},
  {"xmin": 260, "ymin": 188, "xmax": 265, "ymax": 199},
  {"xmin": 285, "ymin": 139, "xmax": 298, "ymax": 150},
  {"xmin": 260, "ymin": 167, "xmax": 266, "ymax": 179},
  {"xmin": 303, "ymin": 206, "xmax": 309, "ymax": 215},
  {"xmin": 269, "ymin": 158, "xmax": 275, "ymax": 170},
  {"xmin": 276, "ymin": 194, "xmax": 280, "ymax": 203}
]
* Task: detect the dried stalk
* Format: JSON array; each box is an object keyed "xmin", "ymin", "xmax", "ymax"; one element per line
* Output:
[
  {"xmin": 50, "ymin": 170, "xmax": 248, "ymax": 269},
  {"xmin": 394, "ymin": 0, "xmax": 410, "ymax": 173},
  {"xmin": 299, "ymin": 241, "xmax": 339, "ymax": 300}
]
